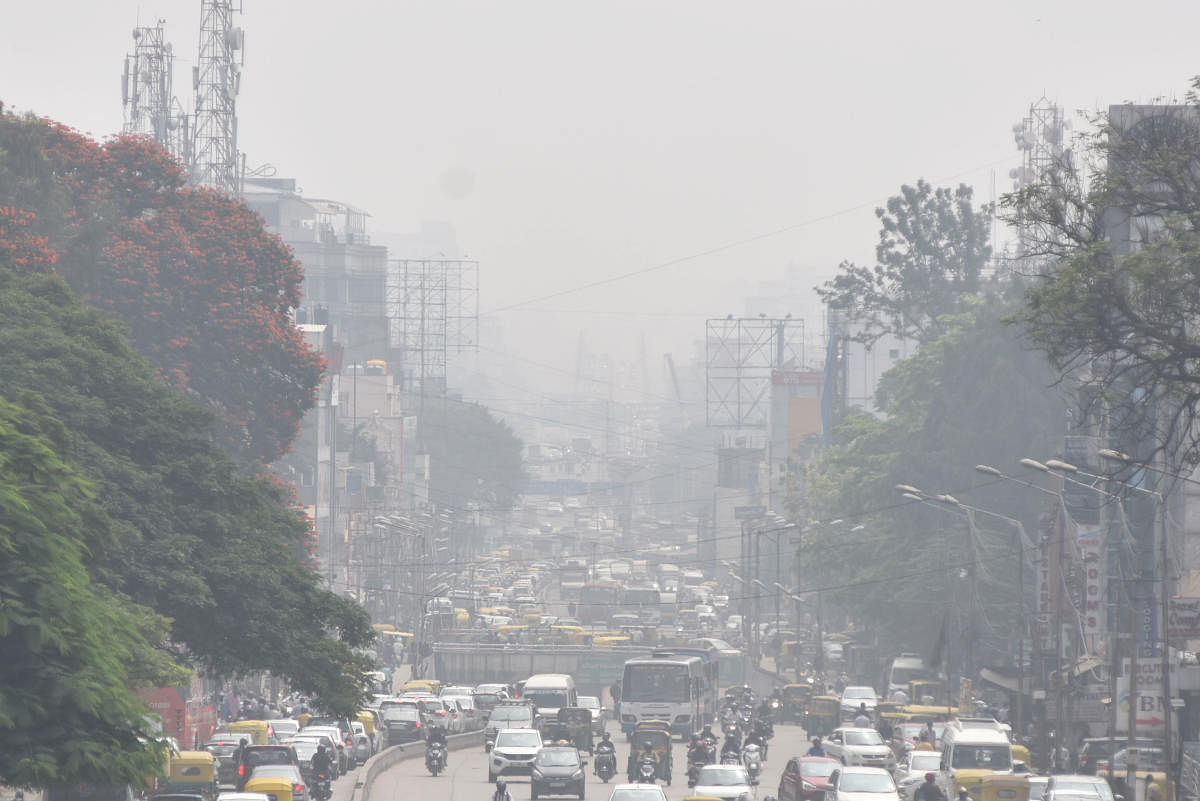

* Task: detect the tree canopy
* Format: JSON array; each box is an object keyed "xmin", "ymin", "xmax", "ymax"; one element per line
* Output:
[
  {"xmin": 800, "ymin": 293, "xmax": 1066, "ymax": 665},
  {"xmin": 0, "ymin": 394, "xmax": 166, "ymax": 787},
  {"xmin": 817, "ymin": 180, "xmax": 993, "ymax": 346},
  {"xmin": 423, "ymin": 398, "xmax": 527, "ymax": 513},
  {"xmin": 1005, "ymin": 81, "xmax": 1200, "ymax": 466}
]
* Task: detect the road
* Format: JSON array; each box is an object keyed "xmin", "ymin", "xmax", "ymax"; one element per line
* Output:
[{"xmin": 364, "ymin": 721, "xmax": 812, "ymax": 801}]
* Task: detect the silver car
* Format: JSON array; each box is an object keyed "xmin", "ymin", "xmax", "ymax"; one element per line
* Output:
[{"xmin": 578, "ymin": 695, "xmax": 605, "ymax": 735}]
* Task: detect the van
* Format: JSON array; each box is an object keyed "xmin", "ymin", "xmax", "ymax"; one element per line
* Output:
[
  {"xmin": 522, "ymin": 674, "xmax": 577, "ymax": 718},
  {"xmin": 938, "ymin": 726, "xmax": 1013, "ymax": 798}
]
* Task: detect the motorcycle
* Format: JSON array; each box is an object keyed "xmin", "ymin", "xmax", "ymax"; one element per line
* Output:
[
  {"xmin": 485, "ymin": 734, "xmax": 495, "ymax": 753},
  {"xmin": 595, "ymin": 748, "xmax": 617, "ymax": 783},
  {"xmin": 311, "ymin": 773, "xmax": 332, "ymax": 801},
  {"xmin": 425, "ymin": 743, "xmax": 446, "ymax": 777},
  {"xmin": 742, "ymin": 743, "xmax": 763, "ymax": 785},
  {"xmin": 722, "ymin": 721, "xmax": 740, "ymax": 742}
]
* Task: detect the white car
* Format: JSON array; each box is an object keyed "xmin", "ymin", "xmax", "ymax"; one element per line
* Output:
[
  {"xmin": 822, "ymin": 728, "xmax": 896, "ymax": 769},
  {"xmin": 841, "ymin": 686, "xmax": 879, "ymax": 718},
  {"xmin": 490, "ymin": 728, "xmax": 544, "ymax": 782},
  {"xmin": 606, "ymin": 784, "xmax": 668, "ymax": 801},
  {"xmin": 893, "ymin": 751, "xmax": 943, "ymax": 800},
  {"xmin": 826, "ymin": 766, "xmax": 901, "ymax": 801},
  {"xmin": 691, "ymin": 763, "xmax": 754, "ymax": 801}
]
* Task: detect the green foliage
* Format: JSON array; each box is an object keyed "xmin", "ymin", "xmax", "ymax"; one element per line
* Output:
[
  {"xmin": 0, "ymin": 395, "xmax": 165, "ymax": 787},
  {"xmin": 423, "ymin": 398, "xmax": 527, "ymax": 512},
  {"xmin": 802, "ymin": 295, "xmax": 1066, "ymax": 661},
  {"xmin": 817, "ymin": 180, "xmax": 993, "ymax": 345},
  {"xmin": 0, "ymin": 265, "xmax": 373, "ymax": 716},
  {"xmin": 1004, "ymin": 81, "xmax": 1200, "ymax": 465}
]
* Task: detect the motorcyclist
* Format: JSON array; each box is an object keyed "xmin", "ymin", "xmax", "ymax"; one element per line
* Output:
[
  {"xmin": 310, "ymin": 744, "xmax": 333, "ymax": 792},
  {"xmin": 720, "ymin": 732, "xmax": 742, "ymax": 762},
  {"xmin": 425, "ymin": 724, "xmax": 448, "ymax": 767},
  {"xmin": 687, "ymin": 735, "xmax": 710, "ymax": 765},
  {"xmin": 490, "ymin": 779, "xmax": 513, "ymax": 801},
  {"xmin": 700, "ymin": 724, "xmax": 716, "ymax": 744},
  {"xmin": 595, "ymin": 732, "xmax": 616, "ymax": 776},
  {"xmin": 957, "ymin": 790, "xmax": 972, "ymax": 801},
  {"xmin": 633, "ymin": 742, "xmax": 658, "ymax": 781},
  {"xmin": 806, "ymin": 737, "xmax": 826, "ymax": 757},
  {"xmin": 853, "ymin": 703, "xmax": 872, "ymax": 729},
  {"xmin": 914, "ymin": 773, "xmax": 947, "ymax": 801}
]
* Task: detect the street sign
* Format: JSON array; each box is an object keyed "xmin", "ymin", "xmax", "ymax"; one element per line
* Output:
[
  {"xmin": 1168, "ymin": 597, "xmax": 1200, "ymax": 640},
  {"xmin": 734, "ymin": 505, "xmax": 766, "ymax": 521}
]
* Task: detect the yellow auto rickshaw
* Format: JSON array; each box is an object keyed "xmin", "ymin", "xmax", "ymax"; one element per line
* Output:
[
  {"xmin": 807, "ymin": 695, "xmax": 841, "ymax": 737},
  {"xmin": 401, "ymin": 679, "xmax": 442, "ymax": 695},
  {"xmin": 780, "ymin": 682, "xmax": 812, "ymax": 724},
  {"xmin": 979, "ymin": 775, "xmax": 1030, "ymax": 801},
  {"xmin": 372, "ymin": 623, "xmax": 397, "ymax": 634},
  {"xmin": 909, "ymin": 679, "xmax": 941, "ymax": 705},
  {"xmin": 296, "ymin": 712, "xmax": 313, "ymax": 729},
  {"xmin": 558, "ymin": 707, "xmax": 594, "ymax": 754},
  {"xmin": 550, "ymin": 625, "xmax": 587, "ymax": 644},
  {"xmin": 244, "ymin": 776, "xmax": 295, "ymax": 801},
  {"xmin": 592, "ymin": 635, "xmax": 630, "ymax": 647},
  {"xmin": 1010, "ymin": 743, "xmax": 1031, "ymax": 769},
  {"xmin": 229, "ymin": 719, "xmax": 271, "ymax": 745},
  {"xmin": 356, "ymin": 710, "xmax": 377, "ymax": 739},
  {"xmin": 164, "ymin": 751, "xmax": 218, "ymax": 800},
  {"xmin": 628, "ymin": 722, "xmax": 672, "ymax": 784},
  {"xmin": 498, "ymin": 624, "xmax": 529, "ymax": 641}
]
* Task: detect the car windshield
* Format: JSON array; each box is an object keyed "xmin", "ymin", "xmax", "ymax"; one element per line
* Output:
[
  {"xmin": 846, "ymin": 731, "xmax": 885, "ymax": 745},
  {"xmin": 207, "ymin": 745, "xmax": 237, "ymax": 758},
  {"xmin": 248, "ymin": 766, "xmax": 298, "ymax": 781},
  {"xmin": 840, "ymin": 773, "xmax": 897, "ymax": 793},
  {"xmin": 491, "ymin": 708, "xmax": 532, "ymax": 723},
  {"xmin": 802, "ymin": 761, "xmax": 837, "ymax": 778},
  {"xmin": 951, "ymin": 746, "xmax": 1012, "ymax": 770},
  {"xmin": 579, "ymin": 696, "xmax": 600, "ymax": 709},
  {"xmin": 844, "ymin": 688, "xmax": 875, "ymax": 700},
  {"xmin": 498, "ymin": 732, "xmax": 541, "ymax": 748},
  {"xmin": 1053, "ymin": 781, "xmax": 1112, "ymax": 801},
  {"xmin": 697, "ymin": 766, "xmax": 748, "ymax": 786},
  {"xmin": 537, "ymin": 750, "xmax": 580, "ymax": 767},
  {"xmin": 524, "ymin": 690, "xmax": 570, "ymax": 709},
  {"xmin": 910, "ymin": 753, "xmax": 941, "ymax": 771},
  {"xmin": 609, "ymin": 790, "xmax": 666, "ymax": 801},
  {"xmin": 245, "ymin": 749, "xmax": 291, "ymax": 766}
]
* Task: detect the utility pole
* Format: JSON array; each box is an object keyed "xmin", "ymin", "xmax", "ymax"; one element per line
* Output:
[{"xmin": 1159, "ymin": 486, "xmax": 1173, "ymax": 797}]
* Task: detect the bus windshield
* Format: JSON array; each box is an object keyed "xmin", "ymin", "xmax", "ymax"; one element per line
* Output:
[
  {"xmin": 524, "ymin": 689, "xmax": 570, "ymax": 709},
  {"xmin": 951, "ymin": 745, "xmax": 1012, "ymax": 770},
  {"xmin": 623, "ymin": 664, "xmax": 690, "ymax": 702}
]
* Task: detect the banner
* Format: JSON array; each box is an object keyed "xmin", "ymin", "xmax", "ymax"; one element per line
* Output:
[
  {"xmin": 1077, "ymin": 525, "xmax": 1105, "ymax": 636},
  {"xmin": 1168, "ymin": 597, "xmax": 1200, "ymax": 641}
]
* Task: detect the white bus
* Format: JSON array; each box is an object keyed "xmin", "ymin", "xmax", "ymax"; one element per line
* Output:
[
  {"xmin": 522, "ymin": 673, "xmax": 577, "ymax": 719},
  {"xmin": 619, "ymin": 652, "xmax": 706, "ymax": 740}
]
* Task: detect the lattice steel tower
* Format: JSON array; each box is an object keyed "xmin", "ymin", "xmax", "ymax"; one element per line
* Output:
[
  {"xmin": 1010, "ymin": 97, "xmax": 1068, "ymax": 262},
  {"xmin": 121, "ymin": 21, "xmax": 191, "ymax": 164},
  {"xmin": 386, "ymin": 259, "xmax": 480, "ymax": 395},
  {"xmin": 192, "ymin": 0, "xmax": 244, "ymax": 194}
]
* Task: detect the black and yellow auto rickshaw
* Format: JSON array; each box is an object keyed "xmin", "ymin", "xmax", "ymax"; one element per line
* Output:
[
  {"xmin": 807, "ymin": 695, "xmax": 841, "ymax": 737},
  {"xmin": 628, "ymin": 722, "xmax": 673, "ymax": 784},
  {"xmin": 558, "ymin": 707, "xmax": 594, "ymax": 754},
  {"xmin": 781, "ymin": 683, "xmax": 812, "ymax": 724},
  {"xmin": 541, "ymin": 718, "xmax": 574, "ymax": 747},
  {"xmin": 163, "ymin": 751, "xmax": 218, "ymax": 801},
  {"xmin": 979, "ymin": 774, "xmax": 1031, "ymax": 801}
]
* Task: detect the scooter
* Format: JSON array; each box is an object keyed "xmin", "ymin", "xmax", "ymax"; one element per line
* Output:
[
  {"xmin": 310, "ymin": 773, "xmax": 332, "ymax": 801},
  {"xmin": 742, "ymin": 743, "xmax": 763, "ymax": 785},
  {"xmin": 635, "ymin": 755, "xmax": 658, "ymax": 784},
  {"xmin": 595, "ymin": 749, "xmax": 616, "ymax": 783}
]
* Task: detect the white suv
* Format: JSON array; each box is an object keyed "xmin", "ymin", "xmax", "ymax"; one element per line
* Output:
[{"xmin": 490, "ymin": 728, "xmax": 543, "ymax": 782}]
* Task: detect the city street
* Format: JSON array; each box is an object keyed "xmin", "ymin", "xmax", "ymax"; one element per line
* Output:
[{"xmin": 365, "ymin": 723, "xmax": 812, "ymax": 801}]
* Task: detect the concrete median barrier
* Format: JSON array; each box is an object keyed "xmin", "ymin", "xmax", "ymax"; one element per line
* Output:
[{"xmin": 357, "ymin": 730, "xmax": 483, "ymax": 801}]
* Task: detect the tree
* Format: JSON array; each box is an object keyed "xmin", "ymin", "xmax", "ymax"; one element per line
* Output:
[
  {"xmin": 1006, "ymin": 82, "xmax": 1200, "ymax": 466},
  {"xmin": 800, "ymin": 294, "xmax": 1066, "ymax": 661},
  {"xmin": 0, "ymin": 395, "xmax": 165, "ymax": 788},
  {"xmin": 0, "ymin": 264, "xmax": 374, "ymax": 715},
  {"xmin": 0, "ymin": 111, "xmax": 323, "ymax": 465},
  {"xmin": 422, "ymin": 398, "xmax": 526, "ymax": 513},
  {"xmin": 817, "ymin": 180, "xmax": 993, "ymax": 345}
]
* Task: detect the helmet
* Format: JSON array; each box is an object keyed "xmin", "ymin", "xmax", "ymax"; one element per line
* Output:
[
  {"xmin": 496, "ymin": 780, "xmax": 507, "ymax": 792},
  {"xmin": 812, "ymin": 737, "xmax": 821, "ymax": 746},
  {"xmin": 925, "ymin": 773, "xmax": 936, "ymax": 782},
  {"xmin": 602, "ymin": 732, "xmax": 611, "ymax": 740},
  {"xmin": 317, "ymin": 745, "xmax": 326, "ymax": 753},
  {"xmin": 643, "ymin": 742, "xmax": 653, "ymax": 750}
]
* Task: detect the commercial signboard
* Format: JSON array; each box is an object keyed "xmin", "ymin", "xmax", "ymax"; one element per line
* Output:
[
  {"xmin": 1077, "ymin": 525, "xmax": 1105, "ymax": 637},
  {"xmin": 1168, "ymin": 597, "xmax": 1200, "ymax": 641},
  {"xmin": 1115, "ymin": 657, "xmax": 1178, "ymax": 733}
]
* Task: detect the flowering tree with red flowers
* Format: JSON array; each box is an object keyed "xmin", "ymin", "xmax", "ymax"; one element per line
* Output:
[{"xmin": 0, "ymin": 111, "xmax": 323, "ymax": 464}]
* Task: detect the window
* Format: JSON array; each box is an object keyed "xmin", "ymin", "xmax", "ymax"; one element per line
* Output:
[{"xmin": 889, "ymin": 349, "xmax": 900, "ymax": 359}]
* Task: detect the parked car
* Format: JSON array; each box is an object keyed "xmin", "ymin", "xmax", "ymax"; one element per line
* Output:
[
  {"xmin": 530, "ymin": 746, "xmax": 587, "ymax": 799},
  {"xmin": 825, "ymin": 767, "xmax": 900, "ymax": 801},
  {"xmin": 822, "ymin": 728, "xmax": 895, "ymax": 769},
  {"xmin": 779, "ymin": 756, "xmax": 839, "ymax": 801}
]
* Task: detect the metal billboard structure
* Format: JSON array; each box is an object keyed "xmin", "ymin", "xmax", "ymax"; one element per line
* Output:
[
  {"xmin": 386, "ymin": 259, "xmax": 479, "ymax": 392},
  {"xmin": 705, "ymin": 317, "xmax": 804, "ymax": 428}
]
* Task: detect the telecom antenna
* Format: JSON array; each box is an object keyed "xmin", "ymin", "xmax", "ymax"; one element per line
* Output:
[
  {"xmin": 192, "ymin": 0, "xmax": 244, "ymax": 195},
  {"xmin": 1010, "ymin": 97, "xmax": 1068, "ymax": 266},
  {"xmin": 122, "ymin": 21, "xmax": 191, "ymax": 164}
]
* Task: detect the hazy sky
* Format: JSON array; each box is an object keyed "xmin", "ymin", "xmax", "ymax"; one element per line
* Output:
[{"xmin": 5, "ymin": 0, "xmax": 1200, "ymax": 401}]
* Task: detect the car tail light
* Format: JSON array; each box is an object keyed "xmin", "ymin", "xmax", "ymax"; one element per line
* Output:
[
  {"xmin": 238, "ymin": 765, "xmax": 245, "ymax": 776},
  {"xmin": 415, "ymin": 722, "xmax": 421, "ymax": 728},
  {"xmin": 293, "ymin": 784, "xmax": 303, "ymax": 794}
]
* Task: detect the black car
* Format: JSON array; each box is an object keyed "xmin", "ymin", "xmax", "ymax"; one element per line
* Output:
[
  {"xmin": 381, "ymin": 706, "xmax": 425, "ymax": 745},
  {"xmin": 203, "ymin": 737, "xmax": 242, "ymax": 787},
  {"xmin": 236, "ymin": 745, "xmax": 299, "ymax": 792},
  {"xmin": 530, "ymin": 746, "xmax": 586, "ymax": 800}
]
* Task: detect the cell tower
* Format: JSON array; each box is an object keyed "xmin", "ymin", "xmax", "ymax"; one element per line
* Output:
[
  {"xmin": 121, "ymin": 21, "xmax": 191, "ymax": 164},
  {"xmin": 1010, "ymin": 97, "xmax": 1068, "ymax": 263},
  {"xmin": 386, "ymin": 259, "xmax": 480, "ymax": 394},
  {"xmin": 192, "ymin": 0, "xmax": 244, "ymax": 195}
]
